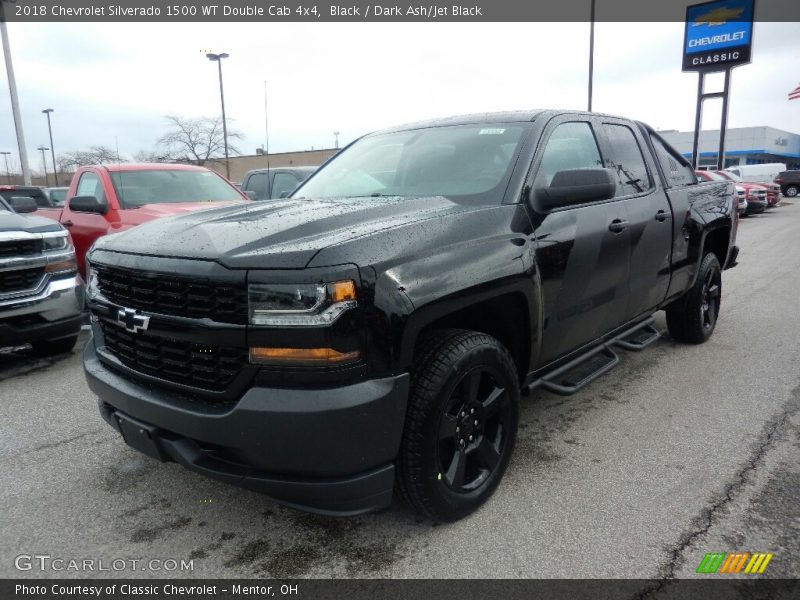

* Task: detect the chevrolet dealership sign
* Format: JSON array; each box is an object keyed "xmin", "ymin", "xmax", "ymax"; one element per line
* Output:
[{"xmin": 683, "ymin": 0, "xmax": 754, "ymax": 71}]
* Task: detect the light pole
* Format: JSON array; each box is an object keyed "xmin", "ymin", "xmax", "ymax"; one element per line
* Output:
[
  {"xmin": 1, "ymin": 1, "xmax": 32, "ymax": 185},
  {"xmin": 206, "ymin": 52, "xmax": 230, "ymax": 179},
  {"xmin": 42, "ymin": 108, "xmax": 58, "ymax": 185},
  {"xmin": 37, "ymin": 145, "xmax": 49, "ymax": 186},
  {"xmin": 334, "ymin": 131, "xmax": 340, "ymax": 149},
  {"xmin": 0, "ymin": 151, "xmax": 10, "ymax": 184},
  {"xmin": 587, "ymin": 0, "xmax": 595, "ymax": 112}
]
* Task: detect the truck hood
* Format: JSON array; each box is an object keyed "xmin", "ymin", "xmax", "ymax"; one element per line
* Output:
[
  {"xmin": 0, "ymin": 211, "xmax": 65, "ymax": 234},
  {"xmin": 94, "ymin": 196, "xmax": 476, "ymax": 269},
  {"xmin": 738, "ymin": 183, "xmax": 767, "ymax": 192},
  {"xmin": 122, "ymin": 201, "xmax": 245, "ymax": 222}
]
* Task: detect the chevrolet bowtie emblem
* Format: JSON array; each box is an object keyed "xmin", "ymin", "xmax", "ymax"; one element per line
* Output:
[{"xmin": 117, "ymin": 307, "xmax": 150, "ymax": 333}]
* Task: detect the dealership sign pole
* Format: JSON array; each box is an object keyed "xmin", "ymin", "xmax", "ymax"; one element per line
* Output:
[{"xmin": 683, "ymin": 0, "xmax": 754, "ymax": 170}]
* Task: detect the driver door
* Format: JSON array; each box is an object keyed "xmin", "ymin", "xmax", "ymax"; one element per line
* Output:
[{"xmin": 530, "ymin": 116, "xmax": 632, "ymax": 365}]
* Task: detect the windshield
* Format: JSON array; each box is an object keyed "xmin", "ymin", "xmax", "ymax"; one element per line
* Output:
[
  {"xmin": 110, "ymin": 169, "xmax": 243, "ymax": 208},
  {"xmin": 717, "ymin": 171, "xmax": 742, "ymax": 182},
  {"xmin": 294, "ymin": 123, "xmax": 527, "ymax": 202},
  {"xmin": 0, "ymin": 187, "xmax": 49, "ymax": 207}
]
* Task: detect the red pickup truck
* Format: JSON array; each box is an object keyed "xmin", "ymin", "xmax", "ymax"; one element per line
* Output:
[{"xmin": 34, "ymin": 163, "xmax": 248, "ymax": 277}]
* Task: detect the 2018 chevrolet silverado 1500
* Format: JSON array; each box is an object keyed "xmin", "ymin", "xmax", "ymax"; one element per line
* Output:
[
  {"xmin": 33, "ymin": 163, "xmax": 249, "ymax": 277},
  {"xmin": 83, "ymin": 111, "xmax": 738, "ymax": 521},
  {"xmin": 0, "ymin": 196, "xmax": 84, "ymax": 355}
]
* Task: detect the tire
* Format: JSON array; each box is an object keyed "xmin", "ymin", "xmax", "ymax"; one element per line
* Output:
[
  {"xmin": 666, "ymin": 253, "xmax": 722, "ymax": 344},
  {"xmin": 396, "ymin": 329, "xmax": 519, "ymax": 522},
  {"xmin": 30, "ymin": 335, "xmax": 78, "ymax": 357},
  {"xmin": 785, "ymin": 185, "xmax": 799, "ymax": 198}
]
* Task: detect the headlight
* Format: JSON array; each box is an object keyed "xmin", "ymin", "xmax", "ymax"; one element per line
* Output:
[
  {"xmin": 248, "ymin": 280, "xmax": 357, "ymax": 327},
  {"xmin": 42, "ymin": 232, "xmax": 71, "ymax": 252},
  {"xmin": 86, "ymin": 263, "xmax": 97, "ymax": 288}
]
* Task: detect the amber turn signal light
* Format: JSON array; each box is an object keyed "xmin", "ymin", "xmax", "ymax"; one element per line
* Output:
[
  {"xmin": 249, "ymin": 346, "xmax": 360, "ymax": 366},
  {"xmin": 45, "ymin": 258, "xmax": 77, "ymax": 273},
  {"xmin": 328, "ymin": 280, "xmax": 357, "ymax": 303}
]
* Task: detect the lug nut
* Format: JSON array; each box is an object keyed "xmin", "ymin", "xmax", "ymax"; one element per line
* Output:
[
  {"xmin": 469, "ymin": 435, "xmax": 473, "ymax": 441},
  {"xmin": 459, "ymin": 439, "xmax": 465, "ymax": 446},
  {"xmin": 470, "ymin": 408, "xmax": 475, "ymax": 414},
  {"xmin": 474, "ymin": 420, "xmax": 478, "ymax": 426},
  {"xmin": 456, "ymin": 427, "xmax": 460, "ymax": 433}
]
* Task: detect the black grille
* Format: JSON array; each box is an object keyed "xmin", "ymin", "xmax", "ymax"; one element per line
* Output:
[
  {"xmin": 100, "ymin": 322, "xmax": 246, "ymax": 392},
  {"xmin": 95, "ymin": 266, "xmax": 247, "ymax": 324},
  {"xmin": 0, "ymin": 238, "xmax": 42, "ymax": 258},
  {"xmin": 0, "ymin": 267, "xmax": 45, "ymax": 295}
]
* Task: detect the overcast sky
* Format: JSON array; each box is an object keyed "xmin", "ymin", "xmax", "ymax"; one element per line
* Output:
[{"xmin": 1, "ymin": 19, "xmax": 799, "ymax": 172}]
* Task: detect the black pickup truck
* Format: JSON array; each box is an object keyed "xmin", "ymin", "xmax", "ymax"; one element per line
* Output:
[{"xmin": 83, "ymin": 110, "xmax": 737, "ymax": 522}]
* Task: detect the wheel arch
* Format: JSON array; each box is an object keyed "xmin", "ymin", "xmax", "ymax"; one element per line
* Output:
[{"xmin": 399, "ymin": 283, "xmax": 540, "ymax": 383}]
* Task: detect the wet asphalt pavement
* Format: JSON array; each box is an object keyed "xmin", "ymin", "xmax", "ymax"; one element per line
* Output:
[{"xmin": 1, "ymin": 203, "xmax": 798, "ymax": 582}]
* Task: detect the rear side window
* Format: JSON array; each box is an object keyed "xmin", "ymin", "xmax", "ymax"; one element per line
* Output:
[
  {"xmin": 650, "ymin": 134, "xmax": 697, "ymax": 187},
  {"xmin": 245, "ymin": 172, "xmax": 270, "ymax": 199},
  {"xmin": 602, "ymin": 124, "xmax": 651, "ymax": 196},
  {"xmin": 75, "ymin": 172, "xmax": 106, "ymax": 203},
  {"xmin": 538, "ymin": 122, "xmax": 603, "ymax": 186}
]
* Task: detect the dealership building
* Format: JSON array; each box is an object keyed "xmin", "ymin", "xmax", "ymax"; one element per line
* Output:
[{"xmin": 659, "ymin": 126, "xmax": 800, "ymax": 170}]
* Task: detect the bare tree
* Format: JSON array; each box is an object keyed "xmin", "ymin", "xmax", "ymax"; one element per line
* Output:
[
  {"xmin": 132, "ymin": 149, "xmax": 173, "ymax": 163},
  {"xmin": 58, "ymin": 145, "xmax": 124, "ymax": 171},
  {"xmin": 156, "ymin": 115, "xmax": 242, "ymax": 166}
]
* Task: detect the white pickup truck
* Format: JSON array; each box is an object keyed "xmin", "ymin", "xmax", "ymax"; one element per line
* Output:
[{"xmin": 0, "ymin": 195, "xmax": 84, "ymax": 355}]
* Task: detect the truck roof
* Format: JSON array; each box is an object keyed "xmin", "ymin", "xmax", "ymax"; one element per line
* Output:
[
  {"xmin": 377, "ymin": 110, "xmax": 545, "ymax": 133},
  {"xmin": 92, "ymin": 163, "xmax": 213, "ymax": 173},
  {"xmin": 375, "ymin": 109, "xmax": 648, "ymax": 135}
]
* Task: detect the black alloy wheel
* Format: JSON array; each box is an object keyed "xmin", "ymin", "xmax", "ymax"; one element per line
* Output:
[
  {"xmin": 397, "ymin": 329, "xmax": 520, "ymax": 522},
  {"xmin": 437, "ymin": 367, "xmax": 512, "ymax": 493},
  {"xmin": 700, "ymin": 265, "xmax": 721, "ymax": 334},
  {"xmin": 666, "ymin": 252, "xmax": 722, "ymax": 344}
]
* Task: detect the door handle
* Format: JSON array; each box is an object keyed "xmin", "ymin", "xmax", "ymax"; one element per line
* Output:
[
  {"xmin": 608, "ymin": 219, "xmax": 629, "ymax": 233},
  {"xmin": 62, "ymin": 220, "xmax": 74, "ymax": 227},
  {"xmin": 654, "ymin": 210, "xmax": 671, "ymax": 222}
]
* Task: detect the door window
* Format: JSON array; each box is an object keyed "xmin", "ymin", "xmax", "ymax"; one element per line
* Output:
[
  {"xmin": 602, "ymin": 124, "xmax": 651, "ymax": 197},
  {"xmin": 272, "ymin": 172, "xmax": 300, "ymax": 198},
  {"xmin": 75, "ymin": 172, "xmax": 106, "ymax": 202},
  {"xmin": 650, "ymin": 134, "xmax": 697, "ymax": 187},
  {"xmin": 538, "ymin": 122, "xmax": 604, "ymax": 186},
  {"xmin": 245, "ymin": 173, "xmax": 269, "ymax": 199}
]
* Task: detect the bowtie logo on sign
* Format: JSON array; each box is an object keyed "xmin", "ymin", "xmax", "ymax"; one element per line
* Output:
[{"xmin": 683, "ymin": 0, "xmax": 754, "ymax": 71}]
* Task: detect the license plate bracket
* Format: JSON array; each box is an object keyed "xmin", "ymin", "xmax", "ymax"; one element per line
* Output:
[{"xmin": 116, "ymin": 413, "xmax": 167, "ymax": 461}]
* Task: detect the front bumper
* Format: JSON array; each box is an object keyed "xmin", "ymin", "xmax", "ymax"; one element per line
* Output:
[
  {"xmin": 84, "ymin": 339, "xmax": 410, "ymax": 516},
  {"xmin": 0, "ymin": 275, "xmax": 84, "ymax": 346},
  {"xmin": 745, "ymin": 200, "xmax": 767, "ymax": 214},
  {"xmin": 724, "ymin": 245, "xmax": 739, "ymax": 270}
]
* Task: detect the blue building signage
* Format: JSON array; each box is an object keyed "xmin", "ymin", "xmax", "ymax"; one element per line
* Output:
[{"xmin": 683, "ymin": 0, "xmax": 754, "ymax": 71}]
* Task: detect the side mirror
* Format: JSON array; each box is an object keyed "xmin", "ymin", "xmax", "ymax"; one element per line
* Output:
[
  {"xmin": 536, "ymin": 168, "xmax": 616, "ymax": 210},
  {"xmin": 244, "ymin": 190, "xmax": 258, "ymax": 201},
  {"xmin": 69, "ymin": 195, "xmax": 108, "ymax": 215},
  {"xmin": 8, "ymin": 196, "xmax": 38, "ymax": 213},
  {"xmin": 279, "ymin": 191, "xmax": 290, "ymax": 199}
]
